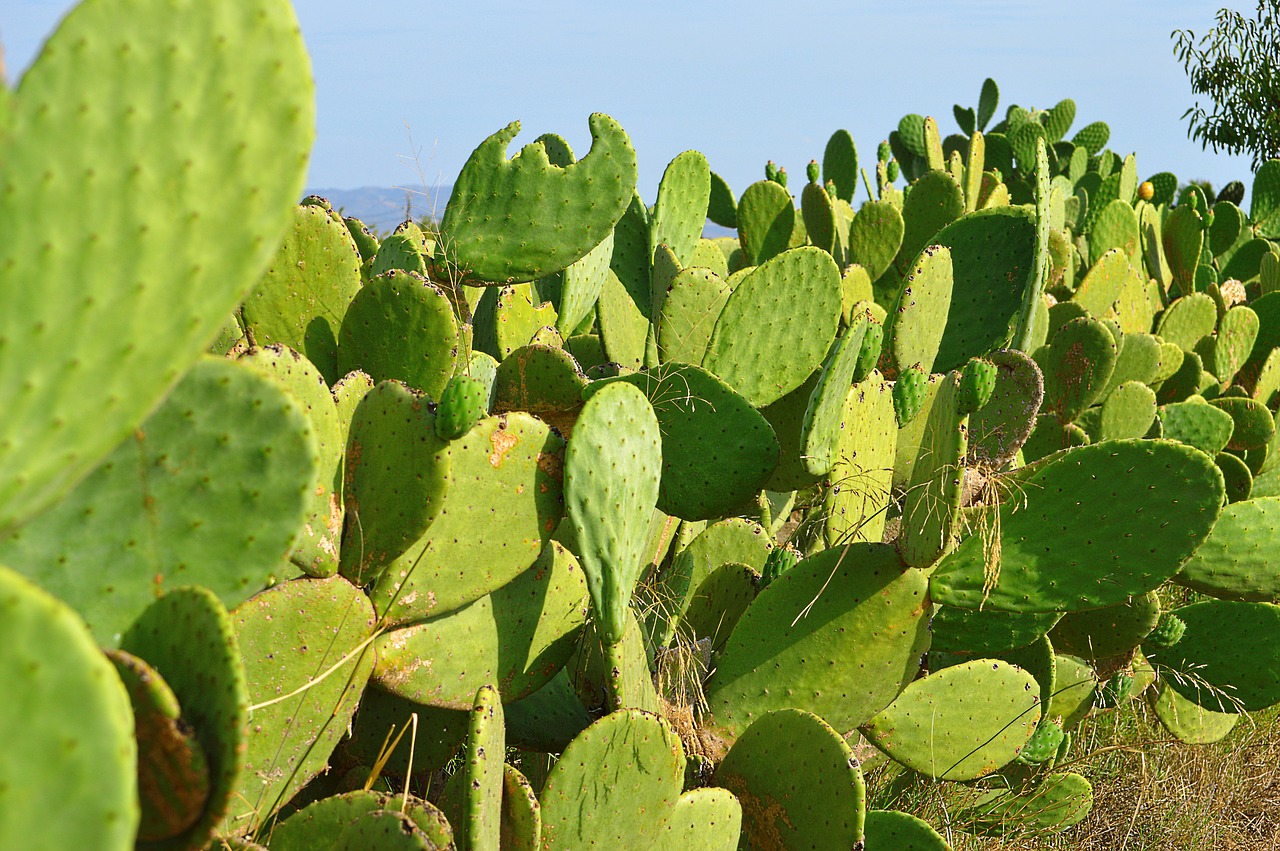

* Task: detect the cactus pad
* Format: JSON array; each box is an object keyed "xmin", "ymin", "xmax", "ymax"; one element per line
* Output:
[
  {"xmin": 861, "ymin": 658, "xmax": 1040, "ymax": 780},
  {"xmin": 931, "ymin": 440, "xmax": 1224, "ymax": 612},
  {"xmin": 714, "ymin": 709, "xmax": 864, "ymax": 850},
  {"xmin": 440, "ymin": 114, "xmax": 637, "ymax": 283},
  {"xmin": 0, "ymin": 0, "xmax": 314, "ymax": 535},
  {"xmin": 0, "ymin": 564, "xmax": 138, "ymax": 851}
]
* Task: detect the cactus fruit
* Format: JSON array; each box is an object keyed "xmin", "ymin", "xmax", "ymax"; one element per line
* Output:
[
  {"xmin": 893, "ymin": 364, "xmax": 929, "ymax": 427},
  {"xmin": 1096, "ymin": 671, "xmax": 1135, "ymax": 709},
  {"xmin": 958, "ymin": 357, "xmax": 998, "ymax": 415},
  {"xmin": 1147, "ymin": 612, "xmax": 1187, "ymax": 648}
]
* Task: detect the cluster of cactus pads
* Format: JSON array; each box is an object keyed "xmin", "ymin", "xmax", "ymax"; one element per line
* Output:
[{"xmin": 9, "ymin": 1, "xmax": 1280, "ymax": 848}]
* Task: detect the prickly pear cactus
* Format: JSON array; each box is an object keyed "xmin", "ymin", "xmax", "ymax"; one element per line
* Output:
[{"xmin": 0, "ymin": 0, "xmax": 314, "ymax": 536}]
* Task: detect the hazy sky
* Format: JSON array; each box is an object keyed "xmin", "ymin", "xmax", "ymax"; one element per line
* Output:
[{"xmin": 3, "ymin": 1, "xmax": 1262, "ymax": 210}]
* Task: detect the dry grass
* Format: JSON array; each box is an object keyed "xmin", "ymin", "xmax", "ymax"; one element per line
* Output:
[{"xmin": 868, "ymin": 696, "xmax": 1280, "ymax": 850}]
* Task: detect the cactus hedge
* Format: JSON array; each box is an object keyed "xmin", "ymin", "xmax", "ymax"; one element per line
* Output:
[{"xmin": 8, "ymin": 2, "xmax": 1280, "ymax": 847}]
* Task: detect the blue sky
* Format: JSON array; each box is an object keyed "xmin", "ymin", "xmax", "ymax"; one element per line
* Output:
[{"xmin": 3, "ymin": 0, "xmax": 1261, "ymax": 211}]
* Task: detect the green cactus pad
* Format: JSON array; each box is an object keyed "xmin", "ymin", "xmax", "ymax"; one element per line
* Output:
[
  {"xmin": 1047, "ymin": 654, "xmax": 1098, "ymax": 730},
  {"xmin": 896, "ymin": 171, "xmax": 965, "ymax": 281},
  {"xmin": 339, "ymin": 380, "xmax": 450, "ymax": 586},
  {"xmin": 373, "ymin": 542, "xmax": 587, "ymax": 707},
  {"xmin": 1151, "ymin": 679, "xmax": 1240, "ymax": 744},
  {"xmin": 1087, "ymin": 201, "xmax": 1140, "ymax": 268},
  {"xmin": 371, "ymin": 412, "xmax": 566, "ymax": 624},
  {"xmin": 958, "ymin": 357, "xmax": 998, "ymax": 416},
  {"xmin": 1034, "ymin": 315, "xmax": 1118, "ymax": 422},
  {"xmin": 0, "ymin": 0, "xmax": 314, "ymax": 536},
  {"xmin": 496, "ymin": 764, "xmax": 542, "ymax": 850},
  {"xmin": 597, "ymin": 268, "xmax": 650, "ymax": 371},
  {"xmin": 1021, "ymin": 415, "xmax": 1089, "ymax": 463},
  {"xmin": 240, "ymin": 345, "xmax": 344, "ymax": 578},
  {"xmin": 1207, "ymin": 305, "xmax": 1260, "ymax": 384},
  {"xmin": 884, "ymin": 245, "xmax": 955, "ymax": 376},
  {"xmin": 930, "ymin": 440, "xmax": 1225, "ymax": 612},
  {"xmin": 223, "ymin": 576, "xmax": 377, "ymax": 835},
  {"xmin": 1146, "ymin": 600, "xmax": 1280, "ymax": 711},
  {"xmin": 705, "ymin": 543, "xmax": 930, "ymax": 738},
  {"xmin": 824, "ymin": 372, "xmax": 898, "ymax": 546},
  {"xmin": 341, "ymin": 687, "xmax": 468, "ymax": 777},
  {"xmin": 106, "ymin": 650, "xmax": 211, "ymax": 842},
  {"xmin": 119, "ymin": 587, "xmax": 248, "ymax": 851},
  {"xmin": 564, "ymin": 382, "xmax": 661, "ymax": 644},
  {"xmin": 1071, "ymin": 248, "xmax": 1132, "ymax": 317},
  {"xmin": 1251, "ymin": 159, "xmax": 1280, "ymax": 238},
  {"xmin": 959, "ymin": 772, "xmax": 1092, "ymax": 836},
  {"xmin": 704, "ymin": 246, "xmax": 843, "ymax": 408},
  {"xmin": 586, "ymin": 362, "xmax": 778, "ymax": 521},
  {"xmin": 1101, "ymin": 332, "xmax": 1162, "ymax": 398},
  {"xmin": 1160, "ymin": 397, "xmax": 1236, "ymax": 454},
  {"xmin": 553, "ymin": 231, "xmax": 613, "ymax": 337},
  {"xmin": 329, "ymin": 808, "xmax": 448, "ymax": 850},
  {"xmin": 439, "ymin": 114, "xmax": 636, "ymax": 283},
  {"xmin": 0, "ymin": 357, "xmax": 317, "ymax": 645},
  {"xmin": 927, "ymin": 606, "xmax": 1063, "ymax": 655},
  {"xmin": 645, "ymin": 518, "xmax": 771, "ymax": 651},
  {"xmin": 800, "ymin": 315, "xmax": 870, "ymax": 476},
  {"xmin": 1156, "ymin": 292, "xmax": 1218, "ymax": 352},
  {"xmin": 651, "ymin": 151, "xmax": 711, "ymax": 266},
  {"xmin": 929, "ymin": 208, "xmax": 1039, "ymax": 373},
  {"xmin": 656, "ymin": 266, "xmax": 731, "ymax": 366},
  {"xmin": 336, "ymin": 270, "xmax": 460, "ymax": 400},
  {"xmin": 369, "ymin": 230, "xmax": 429, "ymax": 278},
  {"xmin": 539, "ymin": 711, "xmax": 738, "ymax": 849},
  {"xmin": 676, "ymin": 561, "xmax": 760, "ymax": 654},
  {"xmin": 848, "ymin": 199, "xmax": 905, "ymax": 284},
  {"xmin": 268, "ymin": 791, "xmax": 453, "ymax": 851},
  {"xmin": 1049, "ymin": 592, "xmax": 1160, "ymax": 661},
  {"xmin": 474, "ymin": 284, "xmax": 558, "ymax": 362},
  {"xmin": 736, "ymin": 179, "xmax": 796, "ymax": 266},
  {"xmin": 490, "ymin": 344, "xmax": 587, "ymax": 435},
  {"xmin": 1173, "ymin": 497, "xmax": 1280, "ymax": 601},
  {"xmin": 437, "ymin": 374, "xmax": 490, "ymax": 441},
  {"xmin": 1096, "ymin": 381, "xmax": 1158, "ymax": 441},
  {"xmin": 864, "ymin": 810, "xmax": 951, "ymax": 850},
  {"xmin": 439, "ymin": 685, "xmax": 504, "ymax": 851},
  {"xmin": 0, "ymin": 565, "xmax": 139, "ymax": 851},
  {"xmin": 899, "ymin": 371, "xmax": 967, "ymax": 568},
  {"xmin": 714, "ymin": 709, "xmax": 864, "ymax": 850},
  {"xmin": 860, "ymin": 658, "xmax": 1040, "ymax": 780},
  {"xmin": 966, "ymin": 349, "xmax": 1045, "ymax": 469},
  {"xmin": 1211, "ymin": 396, "xmax": 1276, "ymax": 450},
  {"xmin": 243, "ymin": 205, "xmax": 364, "ymax": 384}
]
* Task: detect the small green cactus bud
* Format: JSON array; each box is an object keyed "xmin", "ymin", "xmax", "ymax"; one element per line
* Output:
[
  {"xmin": 877, "ymin": 140, "xmax": 892, "ymax": 164},
  {"xmin": 958, "ymin": 357, "xmax": 998, "ymax": 415},
  {"xmin": 765, "ymin": 160, "xmax": 779, "ymax": 182},
  {"xmin": 852, "ymin": 318, "xmax": 883, "ymax": 383},
  {"xmin": 892, "ymin": 364, "xmax": 927, "ymax": 427},
  {"xmin": 1146, "ymin": 612, "xmax": 1186, "ymax": 648},
  {"xmin": 886, "ymin": 159, "xmax": 900, "ymax": 183},
  {"xmin": 1138, "ymin": 181, "xmax": 1154, "ymax": 201},
  {"xmin": 1016, "ymin": 719, "xmax": 1064, "ymax": 764},
  {"xmin": 435, "ymin": 374, "xmax": 487, "ymax": 440},
  {"xmin": 776, "ymin": 167, "xmax": 788, "ymax": 188},
  {"xmin": 806, "ymin": 160, "xmax": 820, "ymax": 184},
  {"xmin": 760, "ymin": 546, "xmax": 799, "ymax": 589},
  {"xmin": 1096, "ymin": 671, "xmax": 1134, "ymax": 709},
  {"xmin": 825, "ymin": 178, "xmax": 838, "ymax": 199}
]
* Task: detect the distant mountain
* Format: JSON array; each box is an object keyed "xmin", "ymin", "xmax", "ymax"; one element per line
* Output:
[{"xmin": 303, "ymin": 185, "xmax": 452, "ymax": 235}]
